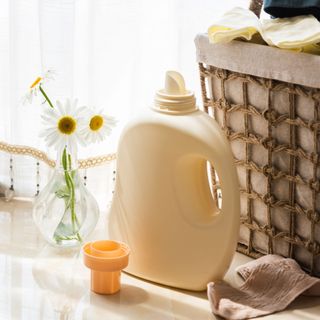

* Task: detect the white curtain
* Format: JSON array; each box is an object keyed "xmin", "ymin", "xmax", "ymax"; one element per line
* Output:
[{"xmin": 0, "ymin": 0, "xmax": 249, "ymax": 199}]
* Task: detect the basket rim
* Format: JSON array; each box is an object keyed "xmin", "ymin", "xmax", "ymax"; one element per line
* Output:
[{"xmin": 195, "ymin": 33, "xmax": 320, "ymax": 90}]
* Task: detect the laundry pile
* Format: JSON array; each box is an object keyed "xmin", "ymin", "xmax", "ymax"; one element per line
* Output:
[{"xmin": 208, "ymin": 1, "xmax": 320, "ymax": 54}]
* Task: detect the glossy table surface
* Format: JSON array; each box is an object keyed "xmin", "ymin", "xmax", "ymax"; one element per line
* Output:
[{"xmin": 0, "ymin": 198, "xmax": 320, "ymax": 320}]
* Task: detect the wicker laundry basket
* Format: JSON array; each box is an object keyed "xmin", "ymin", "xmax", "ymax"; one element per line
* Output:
[{"xmin": 196, "ymin": 0, "xmax": 320, "ymax": 275}]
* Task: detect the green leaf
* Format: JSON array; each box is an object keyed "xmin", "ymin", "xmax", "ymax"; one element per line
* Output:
[{"xmin": 55, "ymin": 187, "xmax": 70, "ymax": 199}]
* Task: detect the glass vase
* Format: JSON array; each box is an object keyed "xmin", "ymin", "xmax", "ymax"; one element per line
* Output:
[{"xmin": 33, "ymin": 145, "xmax": 99, "ymax": 247}]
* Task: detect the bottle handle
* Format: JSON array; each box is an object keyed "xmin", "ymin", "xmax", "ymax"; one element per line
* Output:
[
  {"xmin": 204, "ymin": 141, "xmax": 240, "ymax": 224},
  {"xmin": 174, "ymin": 137, "xmax": 239, "ymax": 227}
]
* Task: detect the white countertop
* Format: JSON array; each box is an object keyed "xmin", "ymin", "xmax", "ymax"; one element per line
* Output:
[{"xmin": 0, "ymin": 198, "xmax": 319, "ymax": 320}]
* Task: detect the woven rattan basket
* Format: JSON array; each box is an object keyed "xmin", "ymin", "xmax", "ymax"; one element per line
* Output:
[{"xmin": 196, "ymin": 0, "xmax": 320, "ymax": 275}]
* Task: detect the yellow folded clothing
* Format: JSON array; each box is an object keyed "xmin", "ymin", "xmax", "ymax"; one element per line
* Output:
[
  {"xmin": 208, "ymin": 7, "xmax": 260, "ymax": 43},
  {"xmin": 208, "ymin": 7, "xmax": 320, "ymax": 53},
  {"xmin": 262, "ymin": 15, "xmax": 320, "ymax": 49}
]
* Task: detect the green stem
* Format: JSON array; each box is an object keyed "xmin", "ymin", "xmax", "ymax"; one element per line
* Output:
[
  {"xmin": 61, "ymin": 147, "xmax": 82, "ymax": 242},
  {"xmin": 39, "ymin": 85, "xmax": 54, "ymax": 108}
]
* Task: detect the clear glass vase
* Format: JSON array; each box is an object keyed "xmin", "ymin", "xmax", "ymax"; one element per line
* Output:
[{"xmin": 33, "ymin": 145, "xmax": 99, "ymax": 247}]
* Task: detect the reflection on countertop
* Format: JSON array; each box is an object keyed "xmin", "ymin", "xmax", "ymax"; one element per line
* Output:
[{"xmin": 0, "ymin": 198, "xmax": 211, "ymax": 320}]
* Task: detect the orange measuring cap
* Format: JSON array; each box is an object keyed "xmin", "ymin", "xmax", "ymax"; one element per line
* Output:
[{"xmin": 83, "ymin": 240, "xmax": 130, "ymax": 294}]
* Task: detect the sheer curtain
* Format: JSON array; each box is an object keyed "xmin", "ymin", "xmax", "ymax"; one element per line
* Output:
[{"xmin": 0, "ymin": 0, "xmax": 248, "ymax": 199}]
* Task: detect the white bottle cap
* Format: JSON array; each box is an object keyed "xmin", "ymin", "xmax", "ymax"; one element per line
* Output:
[{"xmin": 154, "ymin": 71, "xmax": 197, "ymax": 114}]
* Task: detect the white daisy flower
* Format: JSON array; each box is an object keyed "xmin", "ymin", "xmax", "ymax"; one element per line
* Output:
[
  {"xmin": 40, "ymin": 99, "xmax": 86, "ymax": 154},
  {"xmin": 80, "ymin": 108, "xmax": 117, "ymax": 144},
  {"xmin": 23, "ymin": 70, "xmax": 55, "ymax": 106}
]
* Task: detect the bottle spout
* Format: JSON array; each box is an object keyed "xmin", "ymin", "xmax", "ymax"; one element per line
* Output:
[
  {"xmin": 165, "ymin": 71, "xmax": 187, "ymax": 95},
  {"xmin": 154, "ymin": 70, "xmax": 197, "ymax": 114}
]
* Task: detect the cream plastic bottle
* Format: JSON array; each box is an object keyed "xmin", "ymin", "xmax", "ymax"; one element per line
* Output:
[{"xmin": 108, "ymin": 71, "xmax": 240, "ymax": 291}]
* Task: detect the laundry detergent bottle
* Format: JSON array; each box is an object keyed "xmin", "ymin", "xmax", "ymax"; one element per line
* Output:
[{"xmin": 108, "ymin": 71, "xmax": 240, "ymax": 291}]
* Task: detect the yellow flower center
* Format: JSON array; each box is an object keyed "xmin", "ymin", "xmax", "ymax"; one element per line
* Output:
[
  {"xmin": 58, "ymin": 116, "xmax": 77, "ymax": 135},
  {"xmin": 89, "ymin": 115, "xmax": 104, "ymax": 131},
  {"xmin": 30, "ymin": 77, "xmax": 42, "ymax": 89}
]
